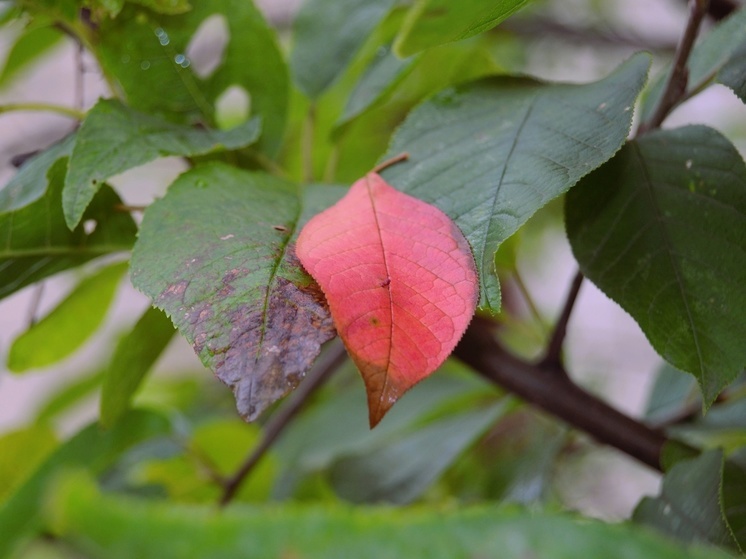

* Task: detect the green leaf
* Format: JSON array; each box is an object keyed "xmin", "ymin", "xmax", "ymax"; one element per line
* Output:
[
  {"xmin": 46, "ymin": 474, "xmax": 732, "ymax": 559},
  {"xmin": 138, "ymin": 419, "xmax": 276, "ymax": 502},
  {"xmin": 381, "ymin": 53, "xmax": 650, "ymax": 310},
  {"xmin": 566, "ymin": 126, "xmax": 746, "ymax": 404},
  {"xmin": 634, "ymin": 449, "xmax": 740, "ymax": 552},
  {"xmin": 0, "ymin": 409, "xmax": 170, "ymax": 559},
  {"xmin": 290, "ymin": 0, "xmax": 396, "ymax": 99},
  {"xmin": 0, "ymin": 159, "xmax": 137, "ymax": 301},
  {"xmin": 96, "ymin": 0, "xmax": 288, "ymax": 154},
  {"xmin": 645, "ymin": 362, "xmax": 698, "ymax": 424},
  {"xmin": 394, "ymin": 0, "xmax": 531, "ymax": 57},
  {"xmin": 274, "ymin": 360, "xmax": 493, "ymax": 494},
  {"xmin": 8, "ymin": 262, "xmax": 127, "ymax": 372},
  {"xmin": 63, "ymin": 99, "xmax": 261, "ymax": 228},
  {"xmin": 35, "ymin": 370, "xmax": 104, "ymax": 423},
  {"xmin": 129, "ymin": 0, "xmax": 191, "ymax": 15},
  {"xmin": 329, "ymin": 403, "xmax": 506, "ymax": 504},
  {"xmin": 130, "ymin": 165, "xmax": 337, "ymax": 421},
  {"xmin": 0, "ymin": 134, "xmax": 74, "ymax": 213},
  {"xmin": 641, "ymin": 8, "xmax": 746, "ymax": 122},
  {"xmin": 0, "ymin": 23, "xmax": 64, "ymax": 86},
  {"xmin": 723, "ymin": 458, "xmax": 746, "ymax": 550},
  {"xmin": 336, "ymin": 36, "xmax": 500, "ymax": 133},
  {"xmin": 99, "ymin": 306, "xmax": 175, "ymax": 427},
  {"xmin": 0, "ymin": 425, "xmax": 57, "ymax": 504}
]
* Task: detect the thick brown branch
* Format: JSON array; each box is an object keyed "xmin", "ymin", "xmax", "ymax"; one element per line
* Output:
[
  {"xmin": 455, "ymin": 317, "xmax": 667, "ymax": 471},
  {"xmin": 220, "ymin": 340, "xmax": 348, "ymax": 506}
]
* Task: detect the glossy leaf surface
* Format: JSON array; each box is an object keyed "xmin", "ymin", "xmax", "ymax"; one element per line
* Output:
[
  {"xmin": 382, "ymin": 53, "xmax": 650, "ymax": 310},
  {"xmin": 131, "ymin": 164, "xmax": 337, "ymax": 421},
  {"xmin": 296, "ymin": 172, "xmax": 478, "ymax": 426},
  {"xmin": 566, "ymin": 126, "xmax": 746, "ymax": 403}
]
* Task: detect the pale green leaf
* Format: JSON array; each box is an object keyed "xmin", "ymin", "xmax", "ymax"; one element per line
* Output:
[
  {"xmin": 46, "ymin": 473, "xmax": 732, "ymax": 559},
  {"xmin": 99, "ymin": 306, "xmax": 175, "ymax": 427},
  {"xmin": 0, "ymin": 23, "xmax": 64, "ymax": 86},
  {"xmin": 0, "ymin": 410, "xmax": 170, "ymax": 559},
  {"xmin": 0, "ymin": 425, "xmax": 57, "ymax": 504},
  {"xmin": 8, "ymin": 262, "xmax": 127, "ymax": 372}
]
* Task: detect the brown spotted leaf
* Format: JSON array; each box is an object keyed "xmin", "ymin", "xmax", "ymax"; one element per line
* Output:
[{"xmin": 130, "ymin": 163, "xmax": 341, "ymax": 420}]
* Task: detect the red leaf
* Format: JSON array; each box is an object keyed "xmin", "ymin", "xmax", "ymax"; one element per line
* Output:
[{"xmin": 296, "ymin": 172, "xmax": 478, "ymax": 426}]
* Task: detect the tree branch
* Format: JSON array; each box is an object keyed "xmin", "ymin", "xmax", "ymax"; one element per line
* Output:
[
  {"xmin": 219, "ymin": 340, "xmax": 348, "ymax": 506},
  {"xmin": 638, "ymin": 0, "xmax": 710, "ymax": 134},
  {"xmin": 540, "ymin": 269, "xmax": 584, "ymax": 369},
  {"xmin": 455, "ymin": 317, "xmax": 667, "ymax": 471}
]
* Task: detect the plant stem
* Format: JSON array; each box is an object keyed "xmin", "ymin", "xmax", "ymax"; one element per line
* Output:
[
  {"xmin": 637, "ymin": 0, "xmax": 710, "ymax": 134},
  {"xmin": 0, "ymin": 103, "xmax": 86, "ymax": 120},
  {"xmin": 455, "ymin": 317, "xmax": 667, "ymax": 471},
  {"xmin": 512, "ymin": 268, "xmax": 548, "ymax": 337},
  {"xmin": 219, "ymin": 340, "xmax": 348, "ymax": 506},
  {"xmin": 540, "ymin": 269, "xmax": 583, "ymax": 368},
  {"xmin": 302, "ymin": 104, "xmax": 316, "ymax": 183}
]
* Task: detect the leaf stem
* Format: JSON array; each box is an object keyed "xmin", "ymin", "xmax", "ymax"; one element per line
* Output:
[
  {"xmin": 0, "ymin": 103, "xmax": 86, "ymax": 120},
  {"xmin": 219, "ymin": 340, "xmax": 348, "ymax": 506},
  {"xmin": 372, "ymin": 152, "xmax": 410, "ymax": 174},
  {"xmin": 540, "ymin": 269, "xmax": 583, "ymax": 369},
  {"xmin": 637, "ymin": 0, "xmax": 710, "ymax": 134},
  {"xmin": 512, "ymin": 268, "xmax": 549, "ymax": 337}
]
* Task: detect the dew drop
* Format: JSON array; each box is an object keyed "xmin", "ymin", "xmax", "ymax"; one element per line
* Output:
[
  {"xmin": 174, "ymin": 54, "xmax": 191, "ymax": 68},
  {"xmin": 140, "ymin": 60, "xmax": 151, "ymax": 70}
]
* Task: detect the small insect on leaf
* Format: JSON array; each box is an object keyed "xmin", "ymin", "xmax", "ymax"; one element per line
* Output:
[{"xmin": 296, "ymin": 160, "xmax": 479, "ymax": 427}]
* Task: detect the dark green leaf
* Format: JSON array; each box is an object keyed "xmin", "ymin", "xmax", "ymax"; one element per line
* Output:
[
  {"xmin": 99, "ymin": 306, "xmax": 175, "ymax": 427},
  {"xmin": 394, "ymin": 0, "xmax": 531, "ymax": 57},
  {"xmin": 0, "ymin": 134, "xmax": 74, "ymax": 213},
  {"xmin": 96, "ymin": 0, "xmax": 288, "ymax": 154},
  {"xmin": 381, "ymin": 53, "xmax": 650, "ymax": 310},
  {"xmin": 130, "ymin": 165, "xmax": 336, "ymax": 421},
  {"xmin": 290, "ymin": 0, "xmax": 396, "ymax": 99},
  {"xmin": 0, "ymin": 23, "xmax": 65, "ymax": 86},
  {"xmin": 723, "ymin": 458, "xmax": 746, "ymax": 549},
  {"xmin": 329, "ymin": 403, "xmax": 506, "ymax": 504},
  {"xmin": 0, "ymin": 409, "xmax": 170, "ymax": 559},
  {"xmin": 46, "ymin": 473, "xmax": 732, "ymax": 559},
  {"xmin": 633, "ymin": 449, "xmax": 739, "ymax": 552},
  {"xmin": 0, "ymin": 159, "xmax": 137, "ymax": 301},
  {"xmin": 8, "ymin": 261, "xmax": 127, "ymax": 372},
  {"xmin": 566, "ymin": 126, "xmax": 746, "ymax": 404},
  {"xmin": 641, "ymin": 8, "xmax": 746, "ymax": 122},
  {"xmin": 64, "ymin": 99, "xmax": 261, "ymax": 228}
]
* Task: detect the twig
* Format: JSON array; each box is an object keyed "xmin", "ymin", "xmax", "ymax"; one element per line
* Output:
[
  {"xmin": 638, "ymin": 0, "xmax": 710, "ymax": 134},
  {"xmin": 540, "ymin": 269, "xmax": 584, "ymax": 369},
  {"xmin": 0, "ymin": 103, "xmax": 85, "ymax": 120},
  {"xmin": 219, "ymin": 340, "xmax": 348, "ymax": 506},
  {"xmin": 372, "ymin": 152, "xmax": 409, "ymax": 174},
  {"xmin": 454, "ymin": 317, "xmax": 667, "ymax": 471}
]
